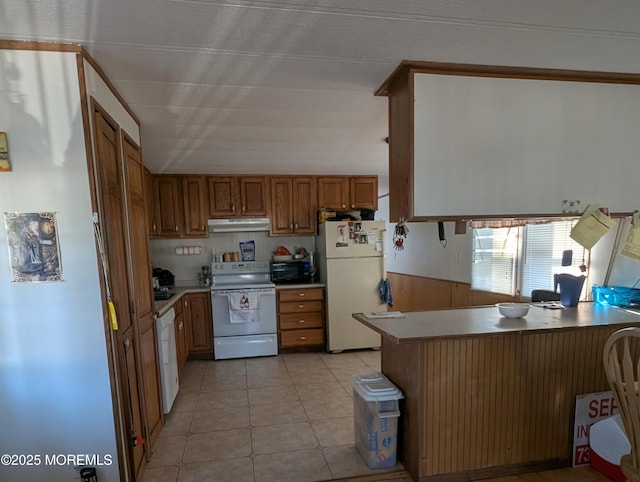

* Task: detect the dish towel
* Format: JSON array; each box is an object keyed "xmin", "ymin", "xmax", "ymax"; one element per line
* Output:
[
  {"xmin": 379, "ymin": 278, "xmax": 394, "ymax": 307},
  {"xmin": 228, "ymin": 291, "xmax": 260, "ymax": 323}
]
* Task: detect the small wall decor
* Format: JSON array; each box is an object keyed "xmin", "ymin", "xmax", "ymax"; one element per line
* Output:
[
  {"xmin": 0, "ymin": 132, "xmax": 10, "ymax": 172},
  {"xmin": 4, "ymin": 212, "xmax": 62, "ymax": 282}
]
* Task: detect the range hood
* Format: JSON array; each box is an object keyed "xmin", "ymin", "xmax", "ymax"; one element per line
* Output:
[{"xmin": 208, "ymin": 218, "xmax": 271, "ymax": 233}]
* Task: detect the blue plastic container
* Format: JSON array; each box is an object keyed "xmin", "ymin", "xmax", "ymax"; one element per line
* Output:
[{"xmin": 593, "ymin": 285, "xmax": 640, "ymax": 308}]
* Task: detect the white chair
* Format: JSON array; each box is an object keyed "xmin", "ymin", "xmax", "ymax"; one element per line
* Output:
[{"xmin": 603, "ymin": 327, "xmax": 640, "ymax": 482}]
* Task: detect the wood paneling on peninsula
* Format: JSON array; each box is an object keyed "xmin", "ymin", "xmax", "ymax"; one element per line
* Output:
[
  {"xmin": 387, "ymin": 272, "xmax": 516, "ymax": 312},
  {"xmin": 355, "ymin": 304, "xmax": 640, "ymax": 481}
]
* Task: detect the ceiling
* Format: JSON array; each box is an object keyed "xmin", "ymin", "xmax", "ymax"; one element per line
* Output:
[{"xmin": 3, "ymin": 1, "xmax": 640, "ymax": 182}]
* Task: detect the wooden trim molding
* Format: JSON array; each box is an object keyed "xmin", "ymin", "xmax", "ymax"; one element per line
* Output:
[
  {"xmin": 0, "ymin": 39, "xmax": 82, "ymax": 52},
  {"xmin": 376, "ymin": 60, "xmax": 640, "ymax": 96},
  {"xmin": 81, "ymin": 46, "xmax": 141, "ymax": 126}
]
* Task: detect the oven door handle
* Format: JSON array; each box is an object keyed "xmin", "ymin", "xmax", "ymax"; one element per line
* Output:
[{"xmin": 212, "ymin": 288, "xmax": 276, "ymax": 297}]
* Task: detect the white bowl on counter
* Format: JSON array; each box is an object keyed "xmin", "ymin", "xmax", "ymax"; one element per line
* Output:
[{"xmin": 496, "ymin": 303, "xmax": 530, "ymax": 319}]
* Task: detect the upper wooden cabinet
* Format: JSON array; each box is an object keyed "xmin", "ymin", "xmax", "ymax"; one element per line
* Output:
[
  {"xmin": 349, "ymin": 177, "xmax": 378, "ymax": 211},
  {"xmin": 147, "ymin": 174, "xmax": 378, "ymax": 238},
  {"xmin": 270, "ymin": 177, "xmax": 317, "ymax": 236},
  {"xmin": 154, "ymin": 176, "xmax": 183, "ymax": 236},
  {"xmin": 144, "ymin": 168, "xmax": 159, "ymax": 236},
  {"xmin": 207, "ymin": 176, "xmax": 268, "ymax": 218},
  {"xmin": 182, "ymin": 176, "xmax": 208, "ymax": 237},
  {"xmin": 148, "ymin": 175, "xmax": 208, "ymax": 238},
  {"xmin": 318, "ymin": 176, "xmax": 378, "ymax": 211}
]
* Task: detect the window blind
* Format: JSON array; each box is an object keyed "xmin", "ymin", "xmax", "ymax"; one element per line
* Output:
[
  {"xmin": 471, "ymin": 227, "xmax": 518, "ymax": 296},
  {"xmin": 520, "ymin": 221, "xmax": 587, "ymax": 297}
]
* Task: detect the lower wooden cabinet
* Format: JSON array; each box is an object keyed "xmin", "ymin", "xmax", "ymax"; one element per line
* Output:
[
  {"xmin": 277, "ymin": 287, "xmax": 325, "ymax": 349},
  {"xmin": 183, "ymin": 292, "xmax": 213, "ymax": 359},
  {"xmin": 173, "ymin": 299, "xmax": 188, "ymax": 374}
]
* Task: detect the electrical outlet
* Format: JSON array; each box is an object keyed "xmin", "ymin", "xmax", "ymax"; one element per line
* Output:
[{"xmin": 561, "ymin": 199, "xmax": 582, "ymax": 214}]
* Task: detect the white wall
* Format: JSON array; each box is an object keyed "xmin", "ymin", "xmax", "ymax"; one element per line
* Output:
[
  {"xmin": 0, "ymin": 50, "xmax": 119, "ymax": 482},
  {"xmin": 413, "ymin": 73, "xmax": 640, "ymax": 218},
  {"xmin": 380, "ymin": 193, "xmax": 639, "ymax": 296},
  {"xmin": 378, "ymin": 193, "xmax": 472, "ymax": 282},
  {"xmin": 149, "ymin": 232, "xmax": 316, "ymax": 285}
]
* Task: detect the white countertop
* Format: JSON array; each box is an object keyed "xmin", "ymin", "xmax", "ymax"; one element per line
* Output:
[
  {"xmin": 154, "ymin": 286, "xmax": 210, "ymax": 316},
  {"xmin": 353, "ymin": 302, "xmax": 640, "ymax": 344},
  {"xmin": 275, "ymin": 282, "xmax": 325, "ymax": 289}
]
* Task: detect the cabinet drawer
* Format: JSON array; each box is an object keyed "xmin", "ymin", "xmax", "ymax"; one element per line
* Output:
[
  {"xmin": 280, "ymin": 328, "xmax": 324, "ymax": 347},
  {"xmin": 278, "ymin": 288, "xmax": 323, "ymax": 302},
  {"xmin": 279, "ymin": 300, "xmax": 323, "ymax": 314},
  {"xmin": 279, "ymin": 312, "xmax": 323, "ymax": 331}
]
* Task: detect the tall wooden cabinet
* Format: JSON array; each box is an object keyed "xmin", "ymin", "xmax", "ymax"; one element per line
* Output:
[
  {"xmin": 123, "ymin": 137, "xmax": 163, "ymax": 450},
  {"xmin": 93, "ymin": 106, "xmax": 152, "ymax": 480},
  {"xmin": 207, "ymin": 175, "xmax": 269, "ymax": 218},
  {"xmin": 270, "ymin": 176, "xmax": 317, "ymax": 235}
]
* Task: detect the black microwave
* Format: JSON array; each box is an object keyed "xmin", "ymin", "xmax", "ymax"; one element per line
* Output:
[{"xmin": 271, "ymin": 260, "xmax": 311, "ymax": 284}]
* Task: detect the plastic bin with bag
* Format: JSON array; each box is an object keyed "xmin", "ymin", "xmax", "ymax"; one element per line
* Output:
[
  {"xmin": 592, "ymin": 285, "xmax": 640, "ymax": 308},
  {"xmin": 351, "ymin": 372, "xmax": 404, "ymax": 469}
]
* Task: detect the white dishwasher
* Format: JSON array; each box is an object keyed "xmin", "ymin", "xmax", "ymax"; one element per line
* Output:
[{"xmin": 156, "ymin": 307, "xmax": 179, "ymax": 413}]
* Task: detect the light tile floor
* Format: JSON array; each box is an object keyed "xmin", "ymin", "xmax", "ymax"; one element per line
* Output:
[{"xmin": 142, "ymin": 349, "xmax": 402, "ymax": 482}]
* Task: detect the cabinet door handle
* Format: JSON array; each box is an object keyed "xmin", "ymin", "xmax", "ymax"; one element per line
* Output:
[
  {"xmin": 351, "ymin": 204, "xmax": 355, "ymax": 209},
  {"xmin": 290, "ymin": 224, "xmax": 294, "ymax": 229},
  {"xmin": 299, "ymin": 336, "xmax": 306, "ymax": 340},
  {"xmin": 175, "ymin": 224, "xmax": 178, "ymax": 231},
  {"xmin": 294, "ymin": 223, "xmax": 298, "ymax": 229},
  {"xmin": 341, "ymin": 204, "xmax": 346, "ymax": 209},
  {"xmin": 298, "ymin": 319, "xmax": 306, "ymax": 324}
]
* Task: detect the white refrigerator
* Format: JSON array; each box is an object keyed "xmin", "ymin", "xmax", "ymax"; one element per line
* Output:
[{"xmin": 317, "ymin": 220, "xmax": 387, "ymax": 352}]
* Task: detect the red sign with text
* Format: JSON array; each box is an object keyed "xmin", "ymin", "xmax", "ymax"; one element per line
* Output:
[{"xmin": 573, "ymin": 391, "xmax": 618, "ymax": 466}]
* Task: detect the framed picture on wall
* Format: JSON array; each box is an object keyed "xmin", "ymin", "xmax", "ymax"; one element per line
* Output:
[
  {"xmin": 0, "ymin": 132, "xmax": 10, "ymax": 172},
  {"xmin": 4, "ymin": 212, "xmax": 63, "ymax": 282}
]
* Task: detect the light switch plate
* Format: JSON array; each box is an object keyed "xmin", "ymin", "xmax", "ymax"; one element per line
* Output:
[{"xmin": 561, "ymin": 199, "xmax": 582, "ymax": 214}]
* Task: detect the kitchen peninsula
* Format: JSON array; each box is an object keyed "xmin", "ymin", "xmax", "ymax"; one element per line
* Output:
[{"xmin": 353, "ymin": 303, "xmax": 640, "ymax": 481}]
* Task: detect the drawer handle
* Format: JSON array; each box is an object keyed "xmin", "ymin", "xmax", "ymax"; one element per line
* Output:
[
  {"xmin": 298, "ymin": 320, "xmax": 305, "ymax": 323},
  {"xmin": 298, "ymin": 293, "xmax": 305, "ymax": 297},
  {"xmin": 299, "ymin": 336, "xmax": 306, "ymax": 340},
  {"xmin": 298, "ymin": 304, "xmax": 305, "ymax": 308}
]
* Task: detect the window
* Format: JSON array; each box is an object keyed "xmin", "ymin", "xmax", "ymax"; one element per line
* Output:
[
  {"xmin": 520, "ymin": 221, "xmax": 587, "ymax": 298},
  {"xmin": 471, "ymin": 227, "xmax": 519, "ymax": 296},
  {"xmin": 471, "ymin": 220, "xmax": 588, "ymax": 298}
]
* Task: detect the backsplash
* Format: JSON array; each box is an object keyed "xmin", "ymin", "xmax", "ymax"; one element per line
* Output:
[{"xmin": 149, "ymin": 232, "xmax": 316, "ymax": 286}]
